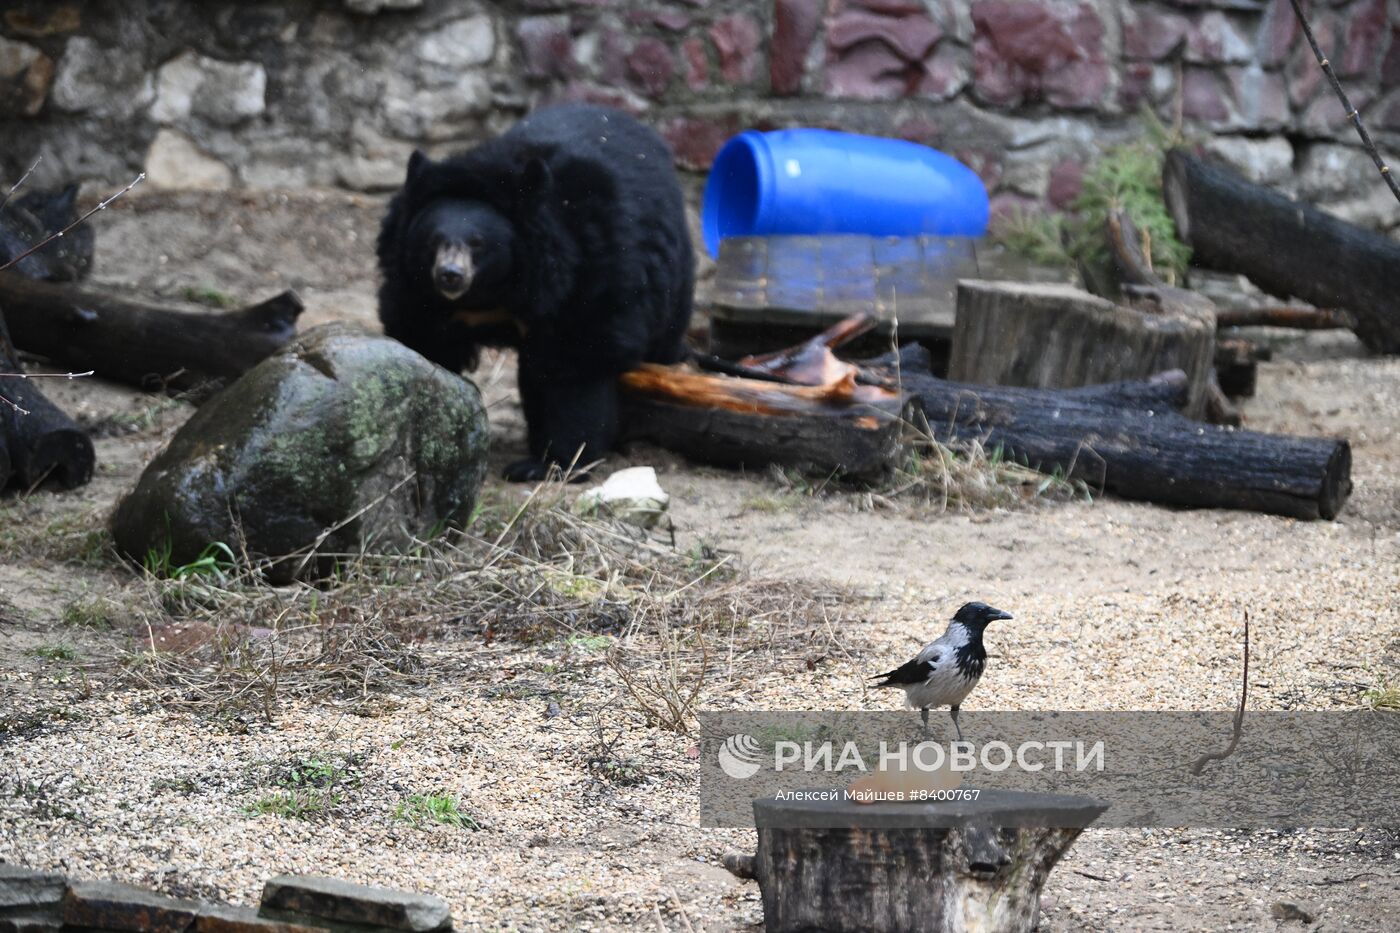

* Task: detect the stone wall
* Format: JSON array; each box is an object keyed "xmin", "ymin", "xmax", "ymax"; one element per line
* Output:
[{"xmin": 2, "ymin": 0, "xmax": 1400, "ymax": 228}]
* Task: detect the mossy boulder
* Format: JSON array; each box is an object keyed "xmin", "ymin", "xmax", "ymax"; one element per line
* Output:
[{"xmin": 112, "ymin": 323, "xmax": 489, "ymax": 581}]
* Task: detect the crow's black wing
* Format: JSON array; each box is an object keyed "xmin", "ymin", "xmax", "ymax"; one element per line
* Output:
[{"xmin": 870, "ymin": 653, "xmax": 939, "ymax": 687}]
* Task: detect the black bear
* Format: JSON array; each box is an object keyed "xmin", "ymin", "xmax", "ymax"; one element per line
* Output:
[{"xmin": 376, "ymin": 103, "xmax": 695, "ymax": 481}]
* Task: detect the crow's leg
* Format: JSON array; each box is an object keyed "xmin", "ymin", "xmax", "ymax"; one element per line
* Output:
[
  {"xmin": 920, "ymin": 707, "xmax": 929, "ymax": 734},
  {"xmin": 950, "ymin": 705, "xmax": 963, "ymax": 743}
]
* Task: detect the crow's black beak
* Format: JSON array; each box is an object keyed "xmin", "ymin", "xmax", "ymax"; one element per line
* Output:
[{"xmin": 990, "ymin": 608, "xmax": 1014, "ymax": 622}]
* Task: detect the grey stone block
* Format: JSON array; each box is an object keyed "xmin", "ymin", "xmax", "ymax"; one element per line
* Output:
[
  {"xmin": 0, "ymin": 864, "xmax": 65, "ymax": 912},
  {"xmin": 62, "ymin": 880, "xmax": 200, "ymax": 933},
  {"xmin": 260, "ymin": 876, "xmax": 450, "ymax": 932}
]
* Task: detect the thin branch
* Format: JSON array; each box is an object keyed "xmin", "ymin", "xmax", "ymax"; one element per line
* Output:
[
  {"xmin": 0, "ymin": 156, "xmax": 41, "ymax": 214},
  {"xmin": 0, "ymin": 371, "xmax": 93, "ymax": 414},
  {"xmin": 1288, "ymin": 0, "xmax": 1400, "ymax": 205},
  {"xmin": 0, "ymin": 172, "xmax": 145, "ymax": 274},
  {"xmin": 1190, "ymin": 609, "xmax": 1249, "ymax": 776}
]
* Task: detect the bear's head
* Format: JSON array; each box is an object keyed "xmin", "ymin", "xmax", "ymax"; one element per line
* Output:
[
  {"xmin": 404, "ymin": 195, "xmax": 517, "ymax": 304},
  {"xmin": 397, "ymin": 148, "xmax": 555, "ymax": 309}
]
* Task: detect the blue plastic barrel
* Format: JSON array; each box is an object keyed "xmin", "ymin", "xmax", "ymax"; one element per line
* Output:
[{"xmin": 701, "ymin": 128, "xmax": 990, "ymax": 257}]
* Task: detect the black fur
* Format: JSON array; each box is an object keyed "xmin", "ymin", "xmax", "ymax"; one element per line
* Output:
[{"xmin": 375, "ymin": 104, "xmax": 695, "ymax": 481}]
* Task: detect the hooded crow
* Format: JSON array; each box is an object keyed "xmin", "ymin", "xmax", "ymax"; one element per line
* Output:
[{"xmin": 870, "ymin": 601, "xmax": 1013, "ymax": 740}]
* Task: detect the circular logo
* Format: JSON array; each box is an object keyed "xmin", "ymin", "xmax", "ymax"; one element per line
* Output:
[{"xmin": 717, "ymin": 733, "xmax": 763, "ymax": 779}]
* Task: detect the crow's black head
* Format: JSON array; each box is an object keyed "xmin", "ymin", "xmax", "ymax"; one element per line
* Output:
[{"xmin": 952, "ymin": 601, "xmax": 1013, "ymax": 630}]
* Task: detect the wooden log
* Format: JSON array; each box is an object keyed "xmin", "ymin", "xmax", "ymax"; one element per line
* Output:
[
  {"xmin": 862, "ymin": 346, "xmax": 1351, "ymax": 521},
  {"xmin": 949, "ymin": 280, "xmax": 1216, "ymax": 417},
  {"xmin": 0, "ymin": 309, "xmax": 94, "ymax": 490},
  {"xmin": 740, "ymin": 791, "xmax": 1105, "ymax": 933},
  {"xmin": 0, "ymin": 272, "xmax": 304, "ymax": 391},
  {"xmin": 620, "ymin": 363, "xmax": 910, "ymax": 482},
  {"xmin": 1163, "ymin": 149, "xmax": 1400, "ymax": 353}
]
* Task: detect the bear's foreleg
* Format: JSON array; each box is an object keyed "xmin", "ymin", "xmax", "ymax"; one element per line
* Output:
[{"xmin": 506, "ymin": 364, "xmax": 620, "ymax": 483}]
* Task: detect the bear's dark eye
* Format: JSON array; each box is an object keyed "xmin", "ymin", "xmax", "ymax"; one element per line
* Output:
[{"xmin": 468, "ymin": 235, "xmax": 484, "ymax": 250}]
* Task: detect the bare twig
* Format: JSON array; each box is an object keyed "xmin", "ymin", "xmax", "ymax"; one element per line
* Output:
[
  {"xmin": 0, "ymin": 370, "xmax": 95, "ymax": 415},
  {"xmin": 1288, "ymin": 0, "xmax": 1400, "ymax": 205},
  {"xmin": 0, "ymin": 172, "xmax": 145, "ymax": 274},
  {"xmin": 1190, "ymin": 610, "xmax": 1250, "ymax": 776},
  {"xmin": 0, "ymin": 157, "xmax": 41, "ymax": 214}
]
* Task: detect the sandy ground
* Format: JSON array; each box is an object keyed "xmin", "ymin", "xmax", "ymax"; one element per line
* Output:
[{"xmin": 2, "ymin": 190, "xmax": 1399, "ymax": 932}]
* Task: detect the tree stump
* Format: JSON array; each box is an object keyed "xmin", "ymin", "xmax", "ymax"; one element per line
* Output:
[
  {"xmin": 949, "ymin": 280, "xmax": 1216, "ymax": 418},
  {"xmin": 736, "ymin": 790, "xmax": 1105, "ymax": 933}
]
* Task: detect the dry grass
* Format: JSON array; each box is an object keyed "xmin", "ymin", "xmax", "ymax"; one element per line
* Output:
[
  {"xmin": 118, "ymin": 477, "xmax": 863, "ymax": 726},
  {"xmin": 880, "ymin": 429, "xmax": 1092, "ymax": 512},
  {"xmin": 763, "ymin": 415, "xmax": 1092, "ymax": 514}
]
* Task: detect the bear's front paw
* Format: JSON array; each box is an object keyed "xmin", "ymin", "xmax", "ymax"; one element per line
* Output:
[{"xmin": 502, "ymin": 458, "xmax": 593, "ymax": 484}]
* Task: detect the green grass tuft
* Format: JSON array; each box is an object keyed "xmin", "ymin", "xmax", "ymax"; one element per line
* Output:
[
  {"xmin": 62, "ymin": 596, "xmax": 117, "ymax": 630},
  {"xmin": 271, "ymin": 752, "xmax": 364, "ymax": 790},
  {"xmin": 1362, "ymin": 681, "xmax": 1400, "ymax": 711},
  {"xmin": 29, "ymin": 643, "xmax": 77, "ymax": 662},
  {"xmin": 181, "ymin": 284, "xmax": 237, "ymax": 309},
  {"xmin": 242, "ymin": 751, "xmax": 363, "ymax": 820},
  {"xmin": 393, "ymin": 792, "xmax": 478, "ymax": 830},
  {"xmin": 244, "ymin": 788, "xmax": 343, "ymax": 819},
  {"xmin": 143, "ymin": 541, "xmax": 238, "ymax": 581}
]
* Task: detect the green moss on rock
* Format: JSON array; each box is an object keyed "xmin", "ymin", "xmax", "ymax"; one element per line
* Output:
[{"xmin": 112, "ymin": 323, "xmax": 490, "ymax": 582}]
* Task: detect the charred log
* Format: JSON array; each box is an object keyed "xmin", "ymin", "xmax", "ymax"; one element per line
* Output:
[{"xmin": 0, "ymin": 272, "xmax": 303, "ymax": 391}]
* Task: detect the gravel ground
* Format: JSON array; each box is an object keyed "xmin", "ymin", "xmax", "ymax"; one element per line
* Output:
[{"xmin": 2, "ymin": 190, "xmax": 1398, "ymax": 931}]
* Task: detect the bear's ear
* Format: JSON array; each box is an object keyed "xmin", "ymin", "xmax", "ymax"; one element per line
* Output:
[
  {"xmin": 520, "ymin": 157, "xmax": 552, "ymax": 202},
  {"xmin": 406, "ymin": 149, "xmax": 431, "ymax": 183}
]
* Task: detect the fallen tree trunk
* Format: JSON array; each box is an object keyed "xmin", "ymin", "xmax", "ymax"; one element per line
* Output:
[
  {"xmin": 1163, "ymin": 149, "xmax": 1400, "ymax": 353},
  {"xmin": 0, "ymin": 272, "xmax": 304, "ymax": 390},
  {"xmin": 863, "ymin": 345, "xmax": 1351, "ymax": 521},
  {"xmin": 0, "ymin": 309, "xmax": 94, "ymax": 490},
  {"xmin": 621, "ymin": 363, "xmax": 909, "ymax": 482}
]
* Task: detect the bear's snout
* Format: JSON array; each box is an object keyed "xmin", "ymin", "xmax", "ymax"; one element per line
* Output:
[{"xmin": 433, "ymin": 243, "xmax": 474, "ymax": 300}]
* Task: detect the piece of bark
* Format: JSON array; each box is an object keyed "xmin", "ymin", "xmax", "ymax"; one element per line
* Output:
[
  {"xmin": 950, "ymin": 279, "xmax": 1216, "ymax": 417},
  {"xmin": 1103, "ymin": 208, "xmax": 1162, "ymax": 291},
  {"xmin": 1163, "ymin": 149, "xmax": 1400, "ymax": 353},
  {"xmin": 0, "ymin": 271, "xmax": 303, "ymax": 391},
  {"xmin": 620, "ymin": 363, "xmax": 909, "ymax": 482},
  {"xmin": 861, "ymin": 345, "xmax": 1351, "ymax": 521},
  {"xmin": 0, "ymin": 309, "xmax": 94, "ymax": 490},
  {"xmin": 743, "ymin": 791, "xmax": 1104, "ymax": 933}
]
